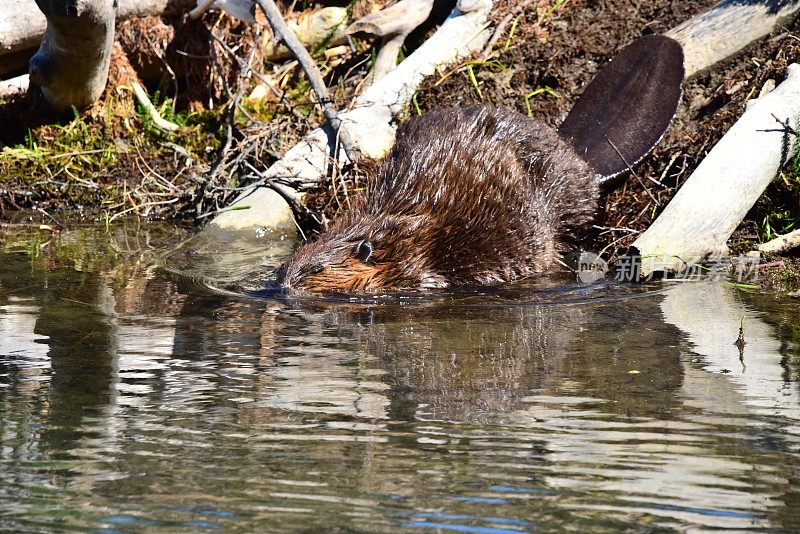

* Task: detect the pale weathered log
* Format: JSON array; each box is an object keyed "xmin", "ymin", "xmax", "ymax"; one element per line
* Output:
[
  {"xmin": 666, "ymin": 0, "xmax": 800, "ymax": 77},
  {"xmin": 347, "ymin": 0, "xmax": 434, "ymax": 83},
  {"xmin": 758, "ymin": 228, "xmax": 800, "ymax": 254},
  {"xmin": 0, "ymin": 74, "xmax": 29, "ymax": 98},
  {"xmin": 1, "ymin": 0, "xmax": 48, "ymax": 56},
  {"xmin": 209, "ymin": 0, "xmax": 494, "ymax": 231},
  {"xmin": 631, "ymin": 63, "xmax": 800, "ymax": 276},
  {"xmin": 30, "ymin": 0, "xmax": 117, "ymax": 112}
]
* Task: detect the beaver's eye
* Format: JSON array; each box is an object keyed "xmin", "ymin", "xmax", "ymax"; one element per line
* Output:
[{"xmin": 355, "ymin": 240, "xmax": 373, "ymax": 263}]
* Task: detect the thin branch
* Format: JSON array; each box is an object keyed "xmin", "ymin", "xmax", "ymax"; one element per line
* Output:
[
  {"xmin": 605, "ymin": 135, "xmax": 661, "ymax": 206},
  {"xmin": 131, "ymin": 82, "xmax": 181, "ymax": 132},
  {"xmin": 254, "ymin": 0, "xmax": 359, "ymax": 164}
]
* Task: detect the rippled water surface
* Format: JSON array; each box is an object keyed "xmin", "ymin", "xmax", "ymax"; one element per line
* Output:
[{"xmin": 2, "ymin": 223, "xmax": 800, "ymax": 532}]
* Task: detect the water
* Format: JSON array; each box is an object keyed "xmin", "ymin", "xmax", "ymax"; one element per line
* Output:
[{"xmin": 1, "ymin": 223, "xmax": 799, "ymax": 532}]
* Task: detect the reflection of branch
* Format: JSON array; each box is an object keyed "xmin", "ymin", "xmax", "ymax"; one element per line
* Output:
[
  {"xmin": 661, "ymin": 282, "xmax": 800, "ymax": 419},
  {"xmin": 254, "ymin": 0, "xmax": 358, "ymax": 164}
]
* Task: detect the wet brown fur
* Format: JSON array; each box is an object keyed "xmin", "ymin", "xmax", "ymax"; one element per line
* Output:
[{"xmin": 276, "ymin": 106, "xmax": 599, "ymax": 292}]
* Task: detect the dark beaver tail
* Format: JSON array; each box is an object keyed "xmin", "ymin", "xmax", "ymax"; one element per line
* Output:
[{"xmin": 558, "ymin": 34, "xmax": 684, "ymax": 186}]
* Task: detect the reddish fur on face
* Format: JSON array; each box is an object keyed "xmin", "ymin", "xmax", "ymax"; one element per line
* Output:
[
  {"xmin": 275, "ymin": 106, "xmax": 599, "ymax": 293},
  {"xmin": 301, "ymin": 258, "xmax": 387, "ymax": 292}
]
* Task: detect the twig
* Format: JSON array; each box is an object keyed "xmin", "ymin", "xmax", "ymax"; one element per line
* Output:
[
  {"xmin": 605, "ymin": 135, "xmax": 661, "ymax": 206},
  {"xmin": 254, "ymin": 0, "xmax": 359, "ymax": 164},
  {"xmin": 481, "ymin": 0, "xmax": 570, "ymax": 59},
  {"xmin": 481, "ymin": 0, "xmax": 534, "ymax": 59},
  {"xmin": 49, "ymin": 148, "xmax": 108, "ymax": 159},
  {"xmin": 131, "ymin": 82, "xmax": 180, "ymax": 132}
]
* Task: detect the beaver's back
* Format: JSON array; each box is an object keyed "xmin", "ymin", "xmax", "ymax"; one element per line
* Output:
[
  {"xmin": 333, "ymin": 106, "xmax": 599, "ymax": 286},
  {"xmin": 277, "ymin": 106, "xmax": 599, "ymax": 290}
]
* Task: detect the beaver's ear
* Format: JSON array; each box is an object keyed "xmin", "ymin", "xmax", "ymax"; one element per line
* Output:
[{"xmin": 355, "ymin": 240, "xmax": 373, "ymax": 263}]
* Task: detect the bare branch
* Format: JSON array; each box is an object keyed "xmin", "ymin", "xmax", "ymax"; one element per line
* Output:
[{"xmin": 254, "ymin": 0, "xmax": 359, "ymax": 164}]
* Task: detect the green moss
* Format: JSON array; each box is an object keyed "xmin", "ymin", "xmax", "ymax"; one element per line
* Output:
[{"xmin": 0, "ymin": 90, "xmax": 225, "ymax": 219}]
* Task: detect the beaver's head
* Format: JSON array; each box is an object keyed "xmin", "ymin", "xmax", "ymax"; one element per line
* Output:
[{"xmin": 275, "ymin": 214, "xmax": 447, "ymax": 292}]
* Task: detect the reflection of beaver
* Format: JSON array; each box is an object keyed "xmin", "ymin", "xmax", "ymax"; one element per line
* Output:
[{"xmin": 276, "ymin": 35, "xmax": 684, "ymax": 292}]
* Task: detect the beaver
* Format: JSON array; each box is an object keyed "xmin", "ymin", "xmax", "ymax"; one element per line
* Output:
[{"xmin": 275, "ymin": 35, "xmax": 684, "ymax": 292}]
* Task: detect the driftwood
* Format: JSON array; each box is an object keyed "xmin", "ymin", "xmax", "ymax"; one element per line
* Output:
[
  {"xmin": 758, "ymin": 228, "xmax": 800, "ymax": 254},
  {"xmin": 1, "ymin": 0, "xmax": 49, "ymax": 57},
  {"xmin": 347, "ymin": 0, "xmax": 434, "ymax": 84},
  {"xmin": 210, "ymin": 0, "xmax": 494, "ymax": 231},
  {"xmin": 665, "ymin": 0, "xmax": 800, "ymax": 77},
  {"xmin": 632, "ymin": 64, "xmax": 800, "ymax": 276},
  {"xmin": 263, "ymin": 7, "xmax": 349, "ymax": 61},
  {"xmin": 0, "ymin": 0, "xmax": 194, "ymax": 59},
  {"xmin": 30, "ymin": 0, "xmax": 117, "ymax": 112}
]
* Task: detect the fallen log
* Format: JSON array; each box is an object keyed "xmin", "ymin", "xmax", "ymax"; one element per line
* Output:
[
  {"xmin": 631, "ymin": 63, "xmax": 800, "ymax": 276},
  {"xmin": 1, "ymin": 0, "xmax": 48, "ymax": 57},
  {"xmin": 665, "ymin": 0, "xmax": 800, "ymax": 77},
  {"xmin": 758, "ymin": 228, "xmax": 800, "ymax": 254},
  {"xmin": 30, "ymin": 0, "xmax": 118, "ymax": 112},
  {"xmin": 0, "ymin": 0, "xmax": 195, "ymax": 56}
]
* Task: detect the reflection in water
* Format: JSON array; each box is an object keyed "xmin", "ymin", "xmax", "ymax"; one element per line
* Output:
[
  {"xmin": 1, "ymin": 224, "xmax": 799, "ymax": 531},
  {"xmin": 662, "ymin": 281, "xmax": 800, "ymax": 419}
]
